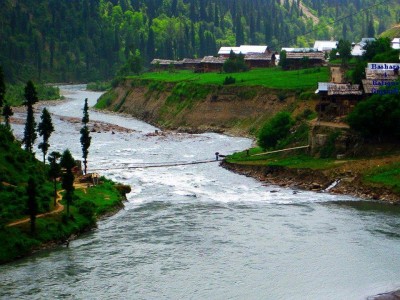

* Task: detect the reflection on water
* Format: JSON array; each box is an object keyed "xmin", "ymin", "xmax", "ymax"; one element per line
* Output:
[{"xmin": 1, "ymin": 85, "xmax": 400, "ymax": 300}]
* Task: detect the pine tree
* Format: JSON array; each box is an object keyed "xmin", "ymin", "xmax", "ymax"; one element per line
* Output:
[
  {"xmin": 235, "ymin": 15, "xmax": 244, "ymax": 46},
  {"xmin": 38, "ymin": 108, "xmax": 54, "ymax": 164},
  {"xmin": 367, "ymin": 16, "xmax": 375, "ymax": 37},
  {"xmin": 23, "ymin": 81, "xmax": 39, "ymax": 153},
  {"xmin": 27, "ymin": 177, "xmax": 37, "ymax": 235},
  {"xmin": 60, "ymin": 149, "xmax": 75, "ymax": 217},
  {"xmin": 80, "ymin": 98, "xmax": 91, "ymax": 174},
  {"xmin": 48, "ymin": 151, "xmax": 61, "ymax": 206},
  {"xmin": 0, "ymin": 66, "xmax": 5, "ymax": 108},
  {"xmin": 2, "ymin": 103, "xmax": 13, "ymax": 128}
]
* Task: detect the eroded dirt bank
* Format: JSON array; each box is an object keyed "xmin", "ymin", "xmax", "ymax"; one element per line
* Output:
[{"xmin": 99, "ymin": 79, "xmax": 315, "ymax": 136}]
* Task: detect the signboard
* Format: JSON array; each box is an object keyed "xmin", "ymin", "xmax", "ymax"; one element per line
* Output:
[{"xmin": 368, "ymin": 63, "xmax": 400, "ymax": 70}]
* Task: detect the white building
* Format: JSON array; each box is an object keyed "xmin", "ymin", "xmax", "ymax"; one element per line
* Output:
[
  {"xmin": 391, "ymin": 38, "xmax": 400, "ymax": 50},
  {"xmin": 218, "ymin": 45, "xmax": 269, "ymax": 56},
  {"xmin": 313, "ymin": 40, "xmax": 337, "ymax": 52}
]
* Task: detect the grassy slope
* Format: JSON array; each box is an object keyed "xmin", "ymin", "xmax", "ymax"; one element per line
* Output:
[
  {"xmin": 380, "ymin": 23, "xmax": 400, "ymax": 40},
  {"xmin": 127, "ymin": 67, "xmax": 329, "ymax": 90},
  {"xmin": 0, "ymin": 126, "xmax": 126, "ymax": 264},
  {"xmin": 0, "ymin": 180, "xmax": 125, "ymax": 264}
]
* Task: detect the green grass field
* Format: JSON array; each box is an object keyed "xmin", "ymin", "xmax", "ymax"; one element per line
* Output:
[
  {"xmin": 226, "ymin": 149, "xmax": 338, "ymax": 169},
  {"xmin": 364, "ymin": 163, "xmax": 400, "ymax": 193},
  {"xmin": 127, "ymin": 67, "xmax": 329, "ymax": 90}
]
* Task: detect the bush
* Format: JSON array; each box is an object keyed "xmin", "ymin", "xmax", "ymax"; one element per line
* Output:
[
  {"xmin": 347, "ymin": 89, "xmax": 400, "ymax": 140},
  {"xmin": 223, "ymin": 51, "xmax": 248, "ymax": 73},
  {"xmin": 223, "ymin": 76, "xmax": 236, "ymax": 85},
  {"xmin": 258, "ymin": 112, "xmax": 294, "ymax": 149}
]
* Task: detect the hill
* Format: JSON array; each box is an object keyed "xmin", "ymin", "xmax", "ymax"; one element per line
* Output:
[
  {"xmin": 1, "ymin": 0, "xmax": 399, "ymax": 83},
  {"xmin": 380, "ymin": 23, "xmax": 400, "ymax": 39}
]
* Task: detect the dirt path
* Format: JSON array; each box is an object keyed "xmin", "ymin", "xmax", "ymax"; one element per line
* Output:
[{"xmin": 7, "ymin": 189, "xmax": 65, "ymax": 227}]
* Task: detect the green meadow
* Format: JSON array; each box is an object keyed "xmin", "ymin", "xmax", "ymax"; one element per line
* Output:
[{"xmin": 127, "ymin": 67, "xmax": 329, "ymax": 90}]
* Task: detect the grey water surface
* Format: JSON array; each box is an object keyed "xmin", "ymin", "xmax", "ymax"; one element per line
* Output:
[{"xmin": 1, "ymin": 85, "xmax": 399, "ymax": 300}]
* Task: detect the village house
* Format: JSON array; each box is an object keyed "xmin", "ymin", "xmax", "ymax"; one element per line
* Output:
[
  {"xmin": 316, "ymin": 82, "xmax": 363, "ymax": 119},
  {"xmin": 351, "ymin": 38, "xmax": 376, "ymax": 56},
  {"xmin": 181, "ymin": 58, "xmax": 203, "ymax": 70},
  {"xmin": 244, "ymin": 53, "xmax": 276, "ymax": 68},
  {"xmin": 195, "ymin": 56, "xmax": 227, "ymax": 73},
  {"xmin": 284, "ymin": 49, "xmax": 326, "ymax": 70},
  {"xmin": 150, "ymin": 59, "xmax": 183, "ymax": 70}
]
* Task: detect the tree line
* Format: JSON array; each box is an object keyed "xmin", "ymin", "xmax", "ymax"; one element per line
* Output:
[{"xmin": 1, "ymin": 0, "xmax": 398, "ymax": 83}]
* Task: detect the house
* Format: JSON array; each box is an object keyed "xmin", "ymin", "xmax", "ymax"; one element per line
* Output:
[
  {"xmin": 351, "ymin": 38, "xmax": 376, "ymax": 56},
  {"xmin": 218, "ymin": 45, "xmax": 270, "ymax": 57},
  {"xmin": 313, "ymin": 41, "xmax": 337, "ymax": 52},
  {"xmin": 316, "ymin": 82, "xmax": 362, "ymax": 118},
  {"xmin": 351, "ymin": 43, "xmax": 365, "ymax": 57},
  {"xmin": 151, "ymin": 59, "xmax": 183, "ymax": 70},
  {"xmin": 391, "ymin": 38, "xmax": 400, "ymax": 50},
  {"xmin": 196, "ymin": 56, "xmax": 227, "ymax": 73},
  {"xmin": 284, "ymin": 51, "xmax": 326, "ymax": 69},
  {"xmin": 244, "ymin": 53, "xmax": 276, "ymax": 68},
  {"xmin": 181, "ymin": 58, "xmax": 202, "ymax": 70}
]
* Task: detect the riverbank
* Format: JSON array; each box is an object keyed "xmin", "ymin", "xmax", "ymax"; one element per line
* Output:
[
  {"xmin": 222, "ymin": 154, "xmax": 400, "ymax": 203},
  {"xmin": 0, "ymin": 179, "xmax": 130, "ymax": 265}
]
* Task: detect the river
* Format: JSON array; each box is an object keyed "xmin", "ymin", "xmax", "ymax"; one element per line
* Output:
[{"xmin": 1, "ymin": 85, "xmax": 400, "ymax": 300}]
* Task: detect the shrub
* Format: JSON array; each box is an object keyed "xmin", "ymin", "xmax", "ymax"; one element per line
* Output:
[
  {"xmin": 223, "ymin": 76, "xmax": 236, "ymax": 85},
  {"xmin": 258, "ymin": 112, "xmax": 294, "ymax": 149},
  {"xmin": 347, "ymin": 89, "xmax": 400, "ymax": 140},
  {"xmin": 223, "ymin": 51, "xmax": 248, "ymax": 73}
]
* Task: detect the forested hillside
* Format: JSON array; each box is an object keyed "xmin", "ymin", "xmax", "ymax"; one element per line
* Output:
[{"xmin": 1, "ymin": 0, "xmax": 399, "ymax": 83}]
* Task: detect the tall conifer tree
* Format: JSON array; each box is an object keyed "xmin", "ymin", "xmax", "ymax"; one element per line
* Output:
[
  {"xmin": 80, "ymin": 98, "xmax": 91, "ymax": 174},
  {"xmin": 23, "ymin": 81, "xmax": 38, "ymax": 153},
  {"xmin": 38, "ymin": 108, "xmax": 54, "ymax": 163},
  {"xmin": 27, "ymin": 177, "xmax": 37, "ymax": 235},
  {"xmin": 0, "ymin": 66, "xmax": 5, "ymax": 108},
  {"xmin": 61, "ymin": 149, "xmax": 75, "ymax": 217}
]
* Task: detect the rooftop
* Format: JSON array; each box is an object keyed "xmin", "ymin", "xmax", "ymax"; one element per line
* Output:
[
  {"xmin": 218, "ymin": 45, "xmax": 268, "ymax": 55},
  {"xmin": 313, "ymin": 41, "xmax": 338, "ymax": 51}
]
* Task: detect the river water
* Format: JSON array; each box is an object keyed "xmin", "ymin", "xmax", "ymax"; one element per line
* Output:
[{"xmin": 1, "ymin": 85, "xmax": 400, "ymax": 300}]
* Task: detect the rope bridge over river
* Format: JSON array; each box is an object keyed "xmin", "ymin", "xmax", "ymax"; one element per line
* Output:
[
  {"xmin": 87, "ymin": 145, "xmax": 310, "ymax": 172},
  {"xmin": 88, "ymin": 159, "xmax": 219, "ymax": 171}
]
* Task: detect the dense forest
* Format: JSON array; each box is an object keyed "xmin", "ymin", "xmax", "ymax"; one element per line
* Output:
[{"xmin": 1, "ymin": 0, "xmax": 399, "ymax": 82}]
